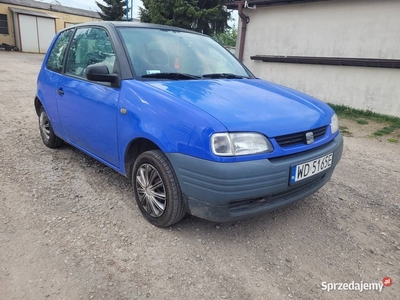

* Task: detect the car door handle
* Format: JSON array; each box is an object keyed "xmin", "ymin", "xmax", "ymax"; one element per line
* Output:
[{"xmin": 57, "ymin": 88, "xmax": 64, "ymax": 96}]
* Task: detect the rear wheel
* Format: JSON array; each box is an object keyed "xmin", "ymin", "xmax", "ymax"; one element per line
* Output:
[
  {"xmin": 132, "ymin": 150, "xmax": 185, "ymax": 227},
  {"xmin": 38, "ymin": 106, "xmax": 62, "ymax": 148}
]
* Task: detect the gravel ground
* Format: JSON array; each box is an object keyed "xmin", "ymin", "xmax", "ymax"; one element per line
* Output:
[{"xmin": 0, "ymin": 51, "xmax": 399, "ymax": 300}]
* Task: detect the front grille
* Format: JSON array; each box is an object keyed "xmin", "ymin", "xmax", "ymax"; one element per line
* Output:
[{"xmin": 275, "ymin": 126, "xmax": 327, "ymax": 147}]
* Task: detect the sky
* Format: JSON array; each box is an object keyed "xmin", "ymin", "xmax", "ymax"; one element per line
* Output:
[
  {"xmin": 55, "ymin": 0, "xmax": 238, "ymax": 26},
  {"xmin": 57, "ymin": 1, "xmax": 143, "ymax": 18}
]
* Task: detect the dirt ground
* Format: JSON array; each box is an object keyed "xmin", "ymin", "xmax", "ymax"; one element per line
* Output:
[
  {"xmin": 0, "ymin": 51, "xmax": 399, "ymax": 300},
  {"xmin": 339, "ymin": 118, "xmax": 400, "ymax": 141}
]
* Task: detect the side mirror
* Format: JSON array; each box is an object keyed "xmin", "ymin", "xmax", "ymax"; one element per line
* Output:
[{"xmin": 86, "ymin": 63, "xmax": 120, "ymax": 87}]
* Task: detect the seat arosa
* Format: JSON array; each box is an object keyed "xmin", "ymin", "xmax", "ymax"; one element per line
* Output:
[{"xmin": 35, "ymin": 22, "xmax": 343, "ymax": 227}]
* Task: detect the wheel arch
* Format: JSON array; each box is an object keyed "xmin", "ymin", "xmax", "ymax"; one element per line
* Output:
[
  {"xmin": 124, "ymin": 138, "xmax": 161, "ymax": 179},
  {"xmin": 34, "ymin": 96, "xmax": 43, "ymax": 116}
]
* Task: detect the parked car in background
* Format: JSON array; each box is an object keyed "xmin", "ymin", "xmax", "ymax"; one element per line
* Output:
[{"xmin": 35, "ymin": 22, "xmax": 343, "ymax": 227}]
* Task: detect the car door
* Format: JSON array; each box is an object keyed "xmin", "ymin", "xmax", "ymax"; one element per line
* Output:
[
  {"xmin": 38, "ymin": 28, "xmax": 74, "ymax": 137},
  {"xmin": 57, "ymin": 26, "xmax": 120, "ymax": 166}
]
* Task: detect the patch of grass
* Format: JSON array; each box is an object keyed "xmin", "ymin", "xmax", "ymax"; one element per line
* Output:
[
  {"xmin": 339, "ymin": 125, "xmax": 351, "ymax": 135},
  {"xmin": 328, "ymin": 103, "xmax": 400, "ymax": 136},
  {"xmin": 356, "ymin": 119, "xmax": 368, "ymax": 125},
  {"xmin": 387, "ymin": 138, "xmax": 399, "ymax": 143},
  {"xmin": 373, "ymin": 126, "xmax": 397, "ymax": 136}
]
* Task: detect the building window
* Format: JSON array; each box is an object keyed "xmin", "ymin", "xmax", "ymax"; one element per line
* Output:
[{"xmin": 0, "ymin": 14, "xmax": 9, "ymax": 35}]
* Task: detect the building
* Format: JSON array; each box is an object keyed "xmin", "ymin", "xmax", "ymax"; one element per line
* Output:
[
  {"xmin": 0, "ymin": 0, "xmax": 100, "ymax": 53},
  {"xmin": 227, "ymin": 0, "xmax": 400, "ymax": 117}
]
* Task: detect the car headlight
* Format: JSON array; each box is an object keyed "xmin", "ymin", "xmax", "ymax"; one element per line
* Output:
[
  {"xmin": 330, "ymin": 113, "xmax": 339, "ymax": 134},
  {"xmin": 211, "ymin": 132, "xmax": 273, "ymax": 156}
]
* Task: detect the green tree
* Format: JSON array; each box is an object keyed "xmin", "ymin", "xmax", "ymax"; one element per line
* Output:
[
  {"xmin": 213, "ymin": 25, "xmax": 237, "ymax": 47},
  {"xmin": 197, "ymin": 0, "xmax": 231, "ymax": 35},
  {"xmin": 96, "ymin": 0, "xmax": 128, "ymax": 21},
  {"xmin": 140, "ymin": 0, "xmax": 231, "ymax": 35}
]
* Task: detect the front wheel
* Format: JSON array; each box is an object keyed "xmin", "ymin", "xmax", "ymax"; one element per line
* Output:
[
  {"xmin": 132, "ymin": 150, "xmax": 186, "ymax": 227},
  {"xmin": 38, "ymin": 106, "xmax": 62, "ymax": 148}
]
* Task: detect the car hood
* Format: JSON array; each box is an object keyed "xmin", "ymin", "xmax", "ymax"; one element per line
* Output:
[{"xmin": 147, "ymin": 79, "xmax": 333, "ymax": 137}]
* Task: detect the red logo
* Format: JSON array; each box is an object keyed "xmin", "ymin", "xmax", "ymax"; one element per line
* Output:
[{"xmin": 382, "ymin": 277, "xmax": 392, "ymax": 287}]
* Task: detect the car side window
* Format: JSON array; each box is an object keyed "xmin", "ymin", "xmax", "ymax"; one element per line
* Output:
[
  {"xmin": 65, "ymin": 27, "xmax": 116, "ymax": 78},
  {"xmin": 46, "ymin": 29, "xmax": 73, "ymax": 73}
]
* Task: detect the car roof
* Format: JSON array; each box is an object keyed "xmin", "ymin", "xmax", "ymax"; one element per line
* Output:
[{"xmin": 65, "ymin": 21, "xmax": 203, "ymax": 35}]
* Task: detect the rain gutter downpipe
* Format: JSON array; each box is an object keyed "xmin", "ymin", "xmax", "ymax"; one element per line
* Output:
[{"xmin": 237, "ymin": 1, "xmax": 250, "ymax": 62}]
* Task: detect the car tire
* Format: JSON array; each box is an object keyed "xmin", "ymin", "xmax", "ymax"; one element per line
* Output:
[
  {"xmin": 38, "ymin": 106, "xmax": 62, "ymax": 148},
  {"xmin": 132, "ymin": 150, "xmax": 186, "ymax": 227}
]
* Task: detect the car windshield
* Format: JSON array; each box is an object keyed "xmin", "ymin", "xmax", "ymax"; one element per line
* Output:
[{"xmin": 117, "ymin": 27, "xmax": 253, "ymax": 80}]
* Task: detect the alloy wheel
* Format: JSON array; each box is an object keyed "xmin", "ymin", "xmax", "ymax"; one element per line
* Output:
[{"xmin": 135, "ymin": 163, "xmax": 166, "ymax": 217}]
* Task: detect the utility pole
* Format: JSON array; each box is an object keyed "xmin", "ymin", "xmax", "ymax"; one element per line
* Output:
[
  {"xmin": 126, "ymin": 0, "xmax": 134, "ymax": 21},
  {"xmin": 126, "ymin": 0, "xmax": 128, "ymax": 21}
]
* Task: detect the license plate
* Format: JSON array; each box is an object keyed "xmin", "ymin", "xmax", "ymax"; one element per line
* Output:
[{"xmin": 290, "ymin": 153, "xmax": 333, "ymax": 183}]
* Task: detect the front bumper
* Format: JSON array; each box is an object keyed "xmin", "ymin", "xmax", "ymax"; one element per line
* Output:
[{"xmin": 166, "ymin": 134, "xmax": 343, "ymax": 222}]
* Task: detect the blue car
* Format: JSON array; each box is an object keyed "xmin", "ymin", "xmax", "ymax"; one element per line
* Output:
[{"xmin": 35, "ymin": 22, "xmax": 343, "ymax": 227}]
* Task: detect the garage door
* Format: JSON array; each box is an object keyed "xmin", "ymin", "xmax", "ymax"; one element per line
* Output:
[{"xmin": 19, "ymin": 14, "xmax": 55, "ymax": 53}]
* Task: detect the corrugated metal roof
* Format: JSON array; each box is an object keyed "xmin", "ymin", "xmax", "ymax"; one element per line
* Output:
[
  {"xmin": 9, "ymin": 7, "xmax": 59, "ymax": 18},
  {"xmin": 0, "ymin": 0, "xmax": 100, "ymax": 18}
]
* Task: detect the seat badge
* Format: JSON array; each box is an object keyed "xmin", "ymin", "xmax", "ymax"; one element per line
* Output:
[{"xmin": 306, "ymin": 132, "xmax": 314, "ymax": 145}]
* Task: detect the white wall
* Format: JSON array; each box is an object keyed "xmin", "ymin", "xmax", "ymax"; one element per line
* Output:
[{"xmin": 239, "ymin": 0, "xmax": 400, "ymax": 117}]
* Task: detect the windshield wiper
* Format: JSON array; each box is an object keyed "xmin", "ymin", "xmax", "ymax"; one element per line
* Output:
[
  {"xmin": 142, "ymin": 72, "xmax": 201, "ymax": 80},
  {"xmin": 202, "ymin": 73, "xmax": 249, "ymax": 79}
]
